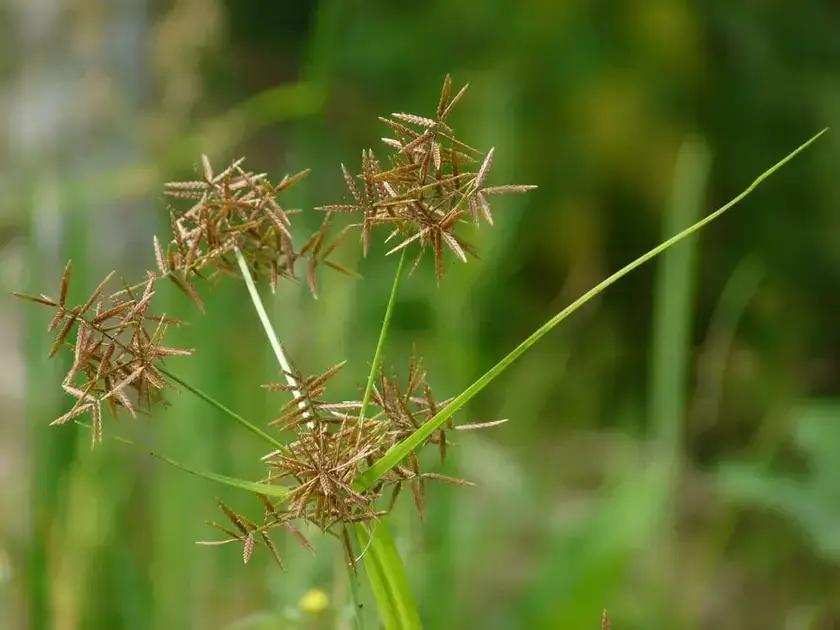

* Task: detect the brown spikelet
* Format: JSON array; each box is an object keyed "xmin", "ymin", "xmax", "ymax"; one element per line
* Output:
[
  {"xmin": 11, "ymin": 292, "xmax": 58, "ymax": 307},
  {"xmin": 242, "ymin": 533, "xmax": 255, "ymax": 564},
  {"xmin": 391, "ymin": 112, "xmax": 438, "ymax": 128},
  {"xmin": 169, "ymin": 272, "xmax": 205, "ymax": 313},
  {"xmin": 481, "ymin": 184, "xmax": 538, "ymax": 195},
  {"xmin": 440, "ymin": 82, "xmax": 469, "ymax": 121},
  {"xmin": 90, "ymin": 401, "xmax": 102, "ymax": 448},
  {"xmin": 454, "ymin": 419, "xmax": 509, "ymax": 431},
  {"xmin": 80, "ymin": 271, "xmax": 117, "ymax": 315},
  {"xmin": 217, "ymin": 500, "xmax": 250, "ymax": 536},
  {"xmin": 475, "ymin": 148, "xmax": 494, "ymax": 190},
  {"xmin": 59, "ymin": 260, "xmax": 72, "ymax": 306},
  {"xmin": 437, "ymin": 74, "xmax": 452, "ymax": 119},
  {"xmin": 48, "ymin": 314, "xmax": 77, "ymax": 358},
  {"xmin": 153, "ymin": 236, "xmax": 167, "ymax": 274},
  {"xmin": 201, "ymin": 154, "xmax": 214, "ymax": 182},
  {"xmin": 283, "ymin": 521, "xmax": 314, "ymax": 554},
  {"xmin": 259, "ymin": 530, "xmax": 285, "ymax": 569},
  {"xmin": 276, "ymin": 168, "xmax": 311, "ymax": 192},
  {"xmin": 422, "ymin": 473, "xmax": 475, "ymax": 486},
  {"xmin": 49, "ymin": 403, "xmax": 93, "ymax": 426}
]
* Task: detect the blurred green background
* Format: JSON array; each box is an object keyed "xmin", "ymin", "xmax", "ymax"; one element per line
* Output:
[{"xmin": 2, "ymin": 1, "xmax": 840, "ymax": 628}]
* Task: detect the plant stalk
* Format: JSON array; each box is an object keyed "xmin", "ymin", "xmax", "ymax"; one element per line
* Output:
[
  {"xmin": 159, "ymin": 366, "xmax": 283, "ymax": 449},
  {"xmin": 234, "ymin": 246, "xmax": 310, "ymax": 424},
  {"xmin": 356, "ymin": 249, "xmax": 407, "ymax": 439}
]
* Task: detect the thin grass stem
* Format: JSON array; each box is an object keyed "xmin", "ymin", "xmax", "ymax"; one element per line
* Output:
[
  {"xmin": 234, "ymin": 246, "xmax": 310, "ymax": 421},
  {"xmin": 160, "ymin": 366, "xmax": 283, "ymax": 449},
  {"xmin": 343, "ymin": 552, "xmax": 367, "ymax": 630},
  {"xmin": 356, "ymin": 249, "xmax": 407, "ymax": 441},
  {"xmin": 350, "ymin": 250, "xmax": 419, "ymax": 629}
]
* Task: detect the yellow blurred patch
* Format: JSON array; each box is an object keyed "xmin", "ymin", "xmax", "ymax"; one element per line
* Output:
[{"xmin": 298, "ymin": 588, "xmax": 329, "ymax": 614}]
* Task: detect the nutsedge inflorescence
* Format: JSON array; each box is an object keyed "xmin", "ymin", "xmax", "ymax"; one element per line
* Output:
[{"xmin": 17, "ymin": 74, "xmax": 534, "ymax": 566}]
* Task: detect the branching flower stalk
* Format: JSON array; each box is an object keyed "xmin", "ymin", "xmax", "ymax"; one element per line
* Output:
[{"xmin": 14, "ymin": 71, "xmax": 827, "ymax": 630}]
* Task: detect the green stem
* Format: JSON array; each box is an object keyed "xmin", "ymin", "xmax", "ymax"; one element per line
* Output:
[
  {"xmin": 357, "ymin": 128, "xmax": 828, "ymax": 489},
  {"xmin": 344, "ymin": 553, "xmax": 366, "ymax": 630},
  {"xmin": 357, "ymin": 249, "xmax": 407, "ymax": 431},
  {"xmin": 350, "ymin": 251, "xmax": 419, "ymax": 628},
  {"xmin": 160, "ymin": 366, "xmax": 283, "ymax": 450},
  {"xmin": 234, "ymin": 247, "xmax": 309, "ymax": 420},
  {"xmin": 232, "ymin": 246, "xmax": 404, "ymax": 630}
]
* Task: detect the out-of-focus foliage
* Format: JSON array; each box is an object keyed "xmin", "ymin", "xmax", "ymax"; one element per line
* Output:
[
  {"xmin": 720, "ymin": 402, "xmax": 840, "ymax": 559},
  {"xmin": 1, "ymin": 1, "xmax": 839, "ymax": 628}
]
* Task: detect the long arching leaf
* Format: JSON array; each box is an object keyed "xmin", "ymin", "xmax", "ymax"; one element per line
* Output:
[{"xmin": 357, "ymin": 128, "xmax": 828, "ymax": 489}]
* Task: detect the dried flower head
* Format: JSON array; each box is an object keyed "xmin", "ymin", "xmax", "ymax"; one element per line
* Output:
[
  {"xmin": 14, "ymin": 263, "xmax": 193, "ymax": 446},
  {"xmin": 160, "ymin": 155, "xmax": 348, "ymax": 304},
  {"xmin": 318, "ymin": 74, "xmax": 536, "ymax": 281},
  {"xmin": 198, "ymin": 496, "xmax": 313, "ymax": 568},
  {"xmin": 346, "ymin": 352, "xmax": 506, "ymax": 516},
  {"xmin": 256, "ymin": 352, "xmax": 505, "ymax": 555}
]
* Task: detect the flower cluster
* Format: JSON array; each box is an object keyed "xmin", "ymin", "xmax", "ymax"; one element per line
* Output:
[
  {"xmin": 17, "ymin": 74, "xmax": 522, "ymax": 568},
  {"xmin": 207, "ymin": 356, "xmax": 505, "ymax": 567},
  {"xmin": 318, "ymin": 74, "xmax": 536, "ymax": 280},
  {"xmin": 161, "ymin": 155, "xmax": 349, "ymax": 303},
  {"xmin": 14, "ymin": 264, "xmax": 192, "ymax": 446}
]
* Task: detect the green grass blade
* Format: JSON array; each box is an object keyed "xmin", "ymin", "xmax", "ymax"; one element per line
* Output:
[
  {"xmin": 234, "ymin": 246, "xmax": 314, "ymax": 425},
  {"xmin": 356, "ymin": 521, "xmax": 422, "ymax": 630},
  {"xmin": 116, "ymin": 434, "xmax": 288, "ymax": 499},
  {"xmin": 357, "ymin": 128, "xmax": 828, "ymax": 489},
  {"xmin": 344, "ymin": 557, "xmax": 367, "ymax": 630},
  {"xmin": 146, "ymin": 447, "xmax": 290, "ymax": 498},
  {"xmin": 649, "ymin": 137, "xmax": 710, "ymax": 463},
  {"xmin": 71, "ymin": 418, "xmax": 289, "ymax": 498}
]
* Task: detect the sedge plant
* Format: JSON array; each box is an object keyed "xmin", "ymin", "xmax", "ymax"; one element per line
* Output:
[{"xmin": 15, "ymin": 75, "xmax": 827, "ymax": 628}]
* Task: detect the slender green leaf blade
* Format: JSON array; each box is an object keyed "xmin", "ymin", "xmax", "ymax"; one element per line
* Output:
[
  {"xmin": 649, "ymin": 136, "xmax": 710, "ymax": 461},
  {"xmin": 160, "ymin": 366, "xmax": 284, "ymax": 450},
  {"xmin": 356, "ymin": 520, "xmax": 422, "ymax": 630},
  {"xmin": 358, "ymin": 128, "xmax": 828, "ymax": 489},
  {"xmin": 149, "ymin": 448, "xmax": 290, "ymax": 498}
]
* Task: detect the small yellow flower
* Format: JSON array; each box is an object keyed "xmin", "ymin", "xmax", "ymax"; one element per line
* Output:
[{"xmin": 298, "ymin": 588, "xmax": 329, "ymax": 614}]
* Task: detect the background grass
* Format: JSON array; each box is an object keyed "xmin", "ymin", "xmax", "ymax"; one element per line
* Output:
[{"xmin": 2, "ymin": 1, "xmax": 840, "ymax": 628}]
